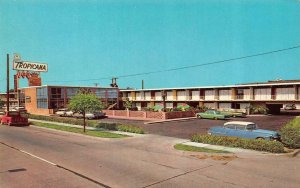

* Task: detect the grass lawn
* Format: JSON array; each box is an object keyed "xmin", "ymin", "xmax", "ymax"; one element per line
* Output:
[
  {"xmin": 31, "ymin": 122, "xmax": 128, "ymax": 138},
  {"xmin": 174, "ymin": 144, "xmax": 230, "ymax": 153}
]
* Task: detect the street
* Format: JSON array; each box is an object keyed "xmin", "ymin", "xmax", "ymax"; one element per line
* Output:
[{"xmin": 1, "ymin": 125, "xmax": 299, "ymax": 188}]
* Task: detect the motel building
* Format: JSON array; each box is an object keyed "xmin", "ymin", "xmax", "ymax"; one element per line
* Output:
[
  {"xmin": 17, "ymin": 85, "xmax": 119, "ymax": 115},
  {"xmin": 120, "ymin": 80, "xmax": 300, "ymax": 114}
]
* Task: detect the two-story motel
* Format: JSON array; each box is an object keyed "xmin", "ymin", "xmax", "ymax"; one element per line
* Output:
[{"xmin": 120, "ymin": 80, "xmax": 300, "ymax": 114}]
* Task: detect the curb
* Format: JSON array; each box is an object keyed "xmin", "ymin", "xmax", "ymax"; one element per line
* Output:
[
  {"xmin": 284, "ymin": 149, "xmax": 300, "ymax": 157},
  {"xmin": 144, "ymin": 117, "xmax": 197, "ymax": 124},
  {"xmin": 246, "ymin": 114, "xmax": 269, "ymax": 117},
  {"xmin": 181, "ymin": 141, "xmax": 270, "ymax": 154}
]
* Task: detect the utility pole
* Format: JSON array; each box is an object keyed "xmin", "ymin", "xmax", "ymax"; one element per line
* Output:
[
  {"xmin": 6, "ymin": 54, "xmax": 9, "ymax": 112},
  {"xmin": 142, "ymin": 80, "xmax": 144, "ymax": 89},
  {"xmin": 110, "ymin": 77, "xmax": 118, "ymax": 87},
  {"xmin": 94, "ymin": 83, "xmax": 99, "ymax": 87}
]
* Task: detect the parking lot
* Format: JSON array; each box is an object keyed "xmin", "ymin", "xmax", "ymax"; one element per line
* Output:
[{"xmin": 101, "ymin": 114, "xmax": 297, "ymax": 139}]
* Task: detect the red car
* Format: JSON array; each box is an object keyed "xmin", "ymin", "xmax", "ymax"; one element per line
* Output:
[{"xmin": 1, "ymin": 111, "xmax": 29, "ymax": 126}]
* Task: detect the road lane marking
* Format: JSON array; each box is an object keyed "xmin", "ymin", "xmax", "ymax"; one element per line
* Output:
[{"xmin": 19, "ymin": 149, "xmax": 57, "ymax": 166}]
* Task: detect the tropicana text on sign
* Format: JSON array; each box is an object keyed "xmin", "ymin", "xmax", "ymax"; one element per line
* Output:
[{"xmin": 13, "ymin": 61, "xmax": 48, "ymax": 72}]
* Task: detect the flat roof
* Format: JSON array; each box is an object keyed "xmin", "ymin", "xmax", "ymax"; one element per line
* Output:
[
  {"xmin": 120, "ymin": 79, "xmax": 300, "ymax": 92},
  {"xmin": 18, "ymin": 85, "xmax": 119, "ymax": 90}
]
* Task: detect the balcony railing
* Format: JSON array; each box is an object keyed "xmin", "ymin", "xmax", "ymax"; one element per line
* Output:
[
  {"xmin": 236, "ymin": 95, "xmax": 244, "ymax": 100},
  {"xmin": 273, "ymin": 95, "xmax": 296, "ymax": 100}
]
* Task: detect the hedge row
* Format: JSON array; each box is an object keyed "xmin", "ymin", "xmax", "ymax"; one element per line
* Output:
[
  {"xmin": 116, "ymin": 125, "xmax": 144, "ymax": 134},
  {"xmin": 29, "ymin": 114, "xmax": 144, "ymax": 133},
  {"xmin": 191, "ymin": 134, "xmax": 285, "ymax": 153},
  {"xmin": 280, "ymin": 117, "xmax": 300, "ymax": 149}
]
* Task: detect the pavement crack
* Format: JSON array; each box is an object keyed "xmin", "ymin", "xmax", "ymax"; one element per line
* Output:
[
  {"xmin": 140, "ymin": 160, "xmax": 178, "ymax": 170},
  {"xmin": 142, "ymin": 164, "xmax": 213, "ymax": 188}
]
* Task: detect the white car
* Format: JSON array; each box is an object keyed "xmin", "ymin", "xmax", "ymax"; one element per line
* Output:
[
  {"xmin": 65, "ymin": 111, "xmax": 74, "ymax": 117},
  {"xmin": 86, "ymin": 112, "xmax": 106, "ymax": 119},
  {"xmin": 74, "ymin": 112, "xmax": 106, "ymax": 119},
  {"xmin": 55, "ymin": 109, "xmax": 68, "ymax": 116}
]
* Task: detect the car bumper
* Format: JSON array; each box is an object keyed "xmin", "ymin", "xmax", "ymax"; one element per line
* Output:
[
  {"xmin": 9, "ymin": 122, "xmax": 29, "ymax": 126},
  {"xmin": 270, "ymin": 137, "xmax": 281, "ymax": 141}
]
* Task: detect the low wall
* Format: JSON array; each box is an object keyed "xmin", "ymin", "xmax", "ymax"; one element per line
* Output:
[
  {"xmin": 164, "ymin": 111, "xmax": 195, "ymax": 119},
  {"xmin": 102, "ymin": 110, "xmax": 196, "ymax": 120}
]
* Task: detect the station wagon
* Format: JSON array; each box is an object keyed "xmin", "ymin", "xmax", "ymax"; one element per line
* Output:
[{"xmin": 208, "ymin": 121, "xmax": 280, "ymax": 141}]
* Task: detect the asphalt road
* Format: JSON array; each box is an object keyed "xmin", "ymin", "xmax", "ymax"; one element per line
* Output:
[
  {"xmin": 102, "ymin": 115, "xmax": 296, "ymax": 139},
  {"xmin": 1, "ymin": 125, "xmax": 299, "ymax": 188}
]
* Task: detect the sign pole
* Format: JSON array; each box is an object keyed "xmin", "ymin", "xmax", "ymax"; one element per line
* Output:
[{"xmin": 6, "ymin": 54, "xmax": 10, "ymax": 112}]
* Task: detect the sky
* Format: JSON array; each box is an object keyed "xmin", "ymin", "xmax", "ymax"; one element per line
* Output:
[{"xmin": 0, "ymin": 0, "xmax": 300, "ymax": 92}]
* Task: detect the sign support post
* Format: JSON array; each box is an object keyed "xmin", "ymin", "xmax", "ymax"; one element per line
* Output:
[{"xmin": 6, "ymin": 54, "xmax": 9, "ymax": 112}]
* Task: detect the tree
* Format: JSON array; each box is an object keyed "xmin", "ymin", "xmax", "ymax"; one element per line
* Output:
[
  {"xmin": 123, "ymin": 98, "xmax": 132, "ymax": 110},
  {"xmin": 68, "ymin": 93, "xmax": 104, "ymax": 132}
]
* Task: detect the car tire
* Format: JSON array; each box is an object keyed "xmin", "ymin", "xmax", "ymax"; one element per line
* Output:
[
  {"xmin": 256, "ymin": 137, "xmax": 264, "ymax": 140},
  {"xmin": 197, "ymin": 115, "xmax": 201, "ymax": 119},
  {"xmin": 214, "ymin": 117, "xmax": 218, "ymax": 120}
]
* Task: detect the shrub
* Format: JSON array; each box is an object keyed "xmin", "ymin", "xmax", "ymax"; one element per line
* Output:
[
  {"xmin": 141, "ymin": 107, "xmax": 154, "ymax": 112},
  {"xmin": 116, "ymin": 125, "xmax": 144, "ymax": 134},
  {"xmin": 191, "ymin": 134, "xmax": 285, "ymax": 153},
  {"xmin": 248, "ymin": 105, "xmax": 268, "ymax": 114},
  {"xmin": 280, "ymin": 117, "xmax": 300, "ymax": 149},
  {"xmin": 196, "ymin": 105, "xmax": 210, "ymax": 112},
  {"xmin": 94, "ymin": 123, "xmax": 118, "ymax": 130}
]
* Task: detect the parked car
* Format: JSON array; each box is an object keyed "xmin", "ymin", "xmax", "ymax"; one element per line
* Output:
[
  {"xmin": 208, "ymin": 121, "xmax": 280, "ymax": 141},
  {"xmin": 220, "ymin": 109, "xmax": 246, "ymax": 118},
  {"xmin": 74, "ymin": 112, "xmax": 106, "ymax": 119},
  {"xmin": 284, "ymin": 104, "xmax": 296, "ymax": 110},
  {"xmin": 65, "ymin": 111, "xmax": 74, "ymax": 117},
  {"xmin": 55, "ymin": 108, "xmax": 68, "ymax": 116},
  {"xmin": 196, "ymin": 110, "xmax": 230, "ymax": 120},
  {"xmin": 1, "ymin": 111, "xmax": 29, "ymax": 126},
  {"xmin": 13, "ymin": 107, "xmax": 27, "ymax": 113},
  {"xmin": 86, "ymin": 112, "xmax": 106, "ymax": 119}
]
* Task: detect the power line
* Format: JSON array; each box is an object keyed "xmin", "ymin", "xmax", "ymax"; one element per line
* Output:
[{"xmin": 45, "ymin": 45, "xmax": 300, "ymax": 83}]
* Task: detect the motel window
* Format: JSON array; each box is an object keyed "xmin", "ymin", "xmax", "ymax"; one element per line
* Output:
[
  {"xmin": 49, "ymin": 87, "xmax": 65, "ymax": 109},
  {"xmin": 95, "ymin": 89, "xmax": 106, "ymax": 98},
  {"xmin": 37, "ymin": 87, "xmax": 48, "ymax": 109},
  {"xmin": 50, "ymin": 88, "xmax": 64, "ymax": 99},
  {"xmin": 107, "ymin": 89, "xmax": 118, "ymax": 98},
  {"xmin": 66, "ymin": 88, "xmax": 79, "ymax": 98}
]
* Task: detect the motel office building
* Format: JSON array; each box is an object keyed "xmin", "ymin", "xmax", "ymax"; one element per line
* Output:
[
  {"xmin": 18, "ymin": 85, "xmax": 119, "ymax": 115},
  {"xmin": 120, "ymin": 80, "xmax": 300, "ymax": 113}
]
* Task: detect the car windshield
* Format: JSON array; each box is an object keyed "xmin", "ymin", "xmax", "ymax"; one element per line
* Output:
[
  {"xmin": 246, "ymin": 124, "xmax": 257, "ymax": 130},
  {"xmin": 214, "ymin": 111, "xmax": 221, "ymax": 114}
]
